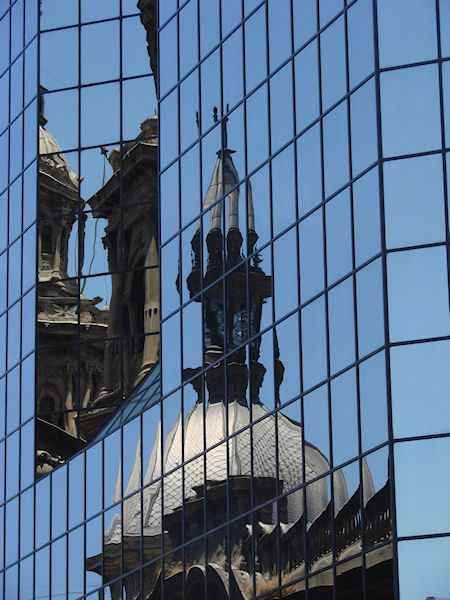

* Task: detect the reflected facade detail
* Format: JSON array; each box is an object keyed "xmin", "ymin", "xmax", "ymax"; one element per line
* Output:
[{"xmin": 0, "ymin": 1, "xmax": 449, "ymax": 599}]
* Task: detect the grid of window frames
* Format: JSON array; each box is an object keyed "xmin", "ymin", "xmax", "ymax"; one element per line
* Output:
[
  {"xmin": 1, "ymin": 0, "xmax": 39, "ymax": 598},
  {"xmin": 158, "ymin": 1, "xmax": 449, "ymax": 599},
  {"xmin": 0, "ymin": 0, "xmax": 448, "ymax": 600}
]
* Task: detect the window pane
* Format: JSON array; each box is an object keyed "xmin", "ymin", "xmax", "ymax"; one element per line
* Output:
[
  {"xmin": 302, "ymin": 296, "xmax": 327, "ymax": 390},
  {"xmin": 350, "ymin": 78, "xmax": 377, "ymax": 176},
  {"xmin": 378, "ymin": 0, "xmax": 437, "ymax": 67},
  {"xmin": 328, "ymin": 276, "xmax": 355, "ymax": 374},
  {"xmin": 320, "ymin": 16, "xmax": 346, "ymax": 111},
  {"xmin": 395, "ymin": 438, "xmax": 450, "ymax": 536},
  {"xmin": 297, "ymin": 123, "xmax": 322, "ymax": 216},
  {"xmin": 387, "ymin": 246, "xmax": 450, "ymax": 342},
  {"xmin": 299, "ymin": 207, "xmax": 324, "ymax": 301},
  {"xmin": 398, "ymin": 537, "xmax": 450, "ymax": 600},
  {"xmin": 295, "ymin": 40, "xmax": 319, "ymax": 132},
  {"xmin": 359, "ymin": 351, "xmax": 388, "ymax": 452},
  {"xmin": 391, "ymin": 340, "xmax": 450, "ymax": 438},
  {"xmin": 356, "ymin": 258, "xmax": 384, "ymax": 357},
  {"xmin": 323, "ymin": 101, "xmax": 349, "ymax": 198},
  {"xmin": 381, "ymin": 65, "xmax": 441, "ymax": 157},
  {"xmin": 384, "ymin": 154, "xmax": 446, "ymax": 249},
  {"xmin": 331, "ymin": 369, "xmax": 358, "ymax": 466},
  {"xmin": 353, "ymin": 167, "xmax": 381, "ymax": 266},
  {"xmin": 325, "ymin": 189, "xmax": 352, "ymax": 284},
  {"xmin": 347, "ymin": 0, "xmax": 374, "ymax": 88}
]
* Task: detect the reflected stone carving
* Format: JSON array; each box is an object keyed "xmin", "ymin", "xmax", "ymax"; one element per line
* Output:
[
  {"xmin": 78, "ymin": 115, "xmax": 159, "ymax": 439},
  {"xmin": 138, "ymin": 0, "xmax": 157, "ymax": 87},
  {"xmin": 36, "ymin": 94, "xmax": 160, "ymax": 472},
  {"xmin": 36, "ymin": 92, "xmax": 108, "ymax": 476}
]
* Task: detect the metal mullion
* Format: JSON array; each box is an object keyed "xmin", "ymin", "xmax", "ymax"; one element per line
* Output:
[
  {"xmin": 289, "ymin": 0, "xmax": 309, "ymax": 593},
  {"xmin": 75, "ymin": 0, "xmax": 83, "ymax": 462},
  {"xmin": 156, "ymin": 1, "xmax": 165, "ymax": 596},
  {"xmin": 159, "ymin": 0, "xmax": 265, "ymax": 106},
  {"xmin": 2, "ymin": 6, "xmax": 11, "ymax": 595},
  {"xmin": 435, "ymin": 0, "xmax": 450, "ymax": 304},
  {"xmin": 137, "ymin": 407, "xmax": 144, "ymax": 600},
  {"xmin": 33, "ymin": 3, "xmax": 40, "ymax": 598},
  {"xmin": 250, "ymin": 535, "xmax": 395, "ymax": 600},
  {"xmin": 175, "ymin": 1, "xmax": 187, "ymax": 598},
  {"xmin": 159, "ymin": 98, "xmax": 381, "ymax": 255},
  {"xmin": 100, "ymin": 436, "xmax": 106, "ymax": 599},
  {"xmin": 117, "ymin": 0, "xmax": 128, "ymax": 592},
  {"xmin": 263, "ymin": 1, "xmax": 282, "ymax": 596},
  {"xmin": 17, "ymin": 0, "xmax": 25, "ymax": 487},
  {"xmin": 371, "ymin": 1, "xmax": 399, "ymax": 598},
  {"xmin": 315, "ymin": 0, "xmax": 337, "ymax": 595},
  {"xmin": 73, "ymin": 16, "xmax": 82, "ymax": 600},
  {"xmin": 3, "ymin": 443, "xmax": 391, "ymax": 581},
  {"xmin": 343, "ymin": 3, "xmax": 367, "ymax": 596},
  {"xmin": 14, "ymin": 1, "xmax": 26, "ymax": 594},
  {"xmin": 217, "ymin": 2, "xmax": 232, "ymax": 596},
  {"xmin": 194, "ymin": 0, "xmax": 209, "ymax": 589},
  {"xmin": 32, "ymin": 60, "xmax": 154, "ymax": 99},
  {"xmin": 240, "ymin": 0, "xmax": 258, "ymax": 595},
  {"xmin": 160, "ymin": 234, "xmax": 447, "ymax": 332},
  {"xmin": 81, "ymin": 448, "xmax": 88, "ymax": 599},
  {"xmin": 157, "ymin": 256, "xmax": 387, "ymax": 412},
  {"xmin": 159, "ymin": 0, "xmax": 359, "ymax": 109},
  {"xmin": 12, "ymin": 438, "xmax": 393, "ymax": 573}
]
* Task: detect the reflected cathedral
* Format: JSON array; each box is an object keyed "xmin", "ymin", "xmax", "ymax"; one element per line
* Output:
[
  {"xmin": 83, "ymin": 119, "xmax": 393, "ymax": 599},
  {"xmin": 35, "ymin": 2, "xmax": 394, "ymax": 597}
]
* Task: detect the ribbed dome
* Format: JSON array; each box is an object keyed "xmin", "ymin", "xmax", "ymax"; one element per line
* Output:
[
  {"xmin": 105, "ymin": 396, "xmax": 352, "ymax": 545},
  {"xmin": 39, "ymin": 125, "xmax": 79, "ymax": 190}
]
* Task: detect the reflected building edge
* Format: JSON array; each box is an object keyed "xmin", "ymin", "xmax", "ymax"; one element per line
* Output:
[{"xmin": 36, "ymin": 102, "xmax": 159, "ymax": 471}]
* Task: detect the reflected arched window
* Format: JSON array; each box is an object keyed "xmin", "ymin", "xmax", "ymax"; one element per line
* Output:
[{"xmin": 41, "ymin": 225, "xmax": 53, "ymax": 254}]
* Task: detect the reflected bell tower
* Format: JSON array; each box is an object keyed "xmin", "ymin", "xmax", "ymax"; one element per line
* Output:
[{"xmin": 186, "ymin": 108, "xmax": 274, "ymax": 405}]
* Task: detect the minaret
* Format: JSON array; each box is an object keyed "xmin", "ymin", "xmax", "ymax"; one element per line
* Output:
[{"xmin": 186, "ymin": 108, "xmax": 272, "ymax": 404}]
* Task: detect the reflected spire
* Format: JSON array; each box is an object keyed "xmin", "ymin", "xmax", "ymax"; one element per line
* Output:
[{"xmin": 187, "ymin": 109, "xmax": 271, "ymax": 368}]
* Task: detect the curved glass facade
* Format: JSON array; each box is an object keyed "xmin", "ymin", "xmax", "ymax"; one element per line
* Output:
[{"xmin": 0, "ymin": 1, "xmax": 449, "ymax": 599}]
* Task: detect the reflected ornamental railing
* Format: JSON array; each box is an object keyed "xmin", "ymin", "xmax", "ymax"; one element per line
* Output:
[{"xmin": 279, "ymin": 479, "xmax": 391, "ymax": 571}]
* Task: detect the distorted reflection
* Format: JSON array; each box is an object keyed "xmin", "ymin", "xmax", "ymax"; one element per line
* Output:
[
  {"xmin": 34, "ymin": 2, "xmax": 394, "ymax": 598},
  {"xmin": 36, "ymin": 2, "xmax": 159, "ymax": 475},
  {"xmin": 85, "ymin": 118, "xmax": 393, "ymax": 599},
  {"xmin": 36, "ymin": 105, "xmax": 159, "ymax": 475}
]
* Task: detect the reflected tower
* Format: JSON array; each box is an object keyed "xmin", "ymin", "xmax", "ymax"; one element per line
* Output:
[
  {"xmin": 85, "ymin": 117, "xmax": 392, "ymax": 599},
  {"xmin": 36, "ymin": 93, "xmax": 108, "ymax": 475},
  {"xmin": 79, "ymin": 116, "xmax": 159, "ymax": 440}
]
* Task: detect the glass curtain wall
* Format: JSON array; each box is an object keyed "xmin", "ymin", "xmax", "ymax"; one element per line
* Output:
[
  {"xmin": 0, "ymin": 1, "xmax": 448, "ymax": 600},
  {"xmin": 1, "ymin": 0, "xmax": 39, "ymax": 598},
  {"xmin": 157, "ymin": 0, "xmax": 449, "ymax": 599}
]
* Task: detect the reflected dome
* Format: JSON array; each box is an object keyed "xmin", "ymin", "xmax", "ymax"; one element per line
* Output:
[{"xmin": 39, "ymin": 124, "xmax": 79, "ymax": 191}]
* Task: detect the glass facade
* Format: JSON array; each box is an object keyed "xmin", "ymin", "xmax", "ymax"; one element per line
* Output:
[{"xmin": 0, "ymin": 1, "xmax": 448, "ymax": 599}]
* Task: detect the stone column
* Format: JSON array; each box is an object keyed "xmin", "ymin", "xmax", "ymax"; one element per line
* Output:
[
  {"xmin": 100, "ymin": 233, "xmax": 120, "ymax": 396},
  {"xmin": 141, "ymin": 219, "xmax": 159, "ymax": 374},
  {"xmin": 82, "ymin": 365, "xmax": 93, "ymax": 408},
  {"xmin": 53, "ymin": 226, "xmax": 63, "ymax": 273},
  {"xmin": 64, "ymin": 366, "xmax": 77, "ymax": 437}
]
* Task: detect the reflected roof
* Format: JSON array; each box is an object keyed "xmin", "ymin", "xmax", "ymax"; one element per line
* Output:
[{"xmin": 39, "ymin": 125, "xmax": 80, "ymax": 191}]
